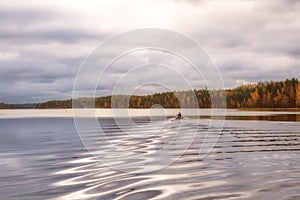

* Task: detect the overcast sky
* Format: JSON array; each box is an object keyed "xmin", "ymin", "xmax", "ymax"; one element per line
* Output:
[{"xmin": 1, "ymin": 0, "xmax": 300, "ymax": 103}]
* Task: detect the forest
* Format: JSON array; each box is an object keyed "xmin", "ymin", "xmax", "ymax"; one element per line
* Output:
[
  {"xmin": 35, "ymin": 78, "xmax": 300, "ymax": 109},
  {"xmin": 0, "ymin": 103, "xmax": 36, "ymax": 109}
]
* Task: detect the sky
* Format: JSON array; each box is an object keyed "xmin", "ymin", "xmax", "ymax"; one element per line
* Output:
[{"xmin": 0, "ymin": 0, "xmax": 300, "ymax": 103}]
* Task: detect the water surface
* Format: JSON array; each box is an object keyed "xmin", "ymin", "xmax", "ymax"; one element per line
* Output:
[{"xmin": 0, "ymin": 112, "xmax": 300, "ymax": 199}]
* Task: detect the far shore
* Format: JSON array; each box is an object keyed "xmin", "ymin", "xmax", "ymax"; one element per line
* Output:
[{"xmin": 238, "ymin": 108, "xmax": 300, "ymax": 112}]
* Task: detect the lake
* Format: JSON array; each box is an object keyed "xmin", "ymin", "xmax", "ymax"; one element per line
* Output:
[{"xmin": 0, "ymin": 109, "xmax": 300, "ymax": 199}]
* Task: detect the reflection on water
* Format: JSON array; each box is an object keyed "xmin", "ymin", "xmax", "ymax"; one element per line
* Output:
[
  {"xmin": 200, "ymin": 114, "xmax": 300, "ymax": 122},
  {"xmin": 0, "ymin": 115, "xmax": 300, "ymax": 200}
]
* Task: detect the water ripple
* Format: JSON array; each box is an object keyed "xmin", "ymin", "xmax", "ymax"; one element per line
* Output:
[{"xmin": 0, "ymin": 118, "xmax": 300, "ymax": 199}]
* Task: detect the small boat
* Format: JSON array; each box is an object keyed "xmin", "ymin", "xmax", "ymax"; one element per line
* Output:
[{"xmin": 176, "ymin": 112, "xmax": 183, "ymax": 119}]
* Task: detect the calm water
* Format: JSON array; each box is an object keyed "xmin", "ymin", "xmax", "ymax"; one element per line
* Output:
[{"xmin": 1, "ymin": 113, "xmax": 300, "ymax": 200}]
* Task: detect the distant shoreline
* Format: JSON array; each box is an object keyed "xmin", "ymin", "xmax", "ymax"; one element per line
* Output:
[
  {"xmin": 1, "ymin": 107, "xmax": 300, "ymax": 111},
  {"xmin": 238, "ymin": 108, "xmax": 300, "ymax": 112},
  {"xmin": 1, "ymin": 78, "xmax": 300, "ymax": 110}
]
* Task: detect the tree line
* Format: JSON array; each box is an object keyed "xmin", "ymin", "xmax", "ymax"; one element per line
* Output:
[
  {"xmin": 226, "ymin": 78, "xmax": 300, "ymax": 108},
  {"xmin": 0, "ymin": 103, "xmax": 36, "ymax": 109},
  {"xmin": 34, "ymin": 78, "xmax": 300, "ymax": 109}
]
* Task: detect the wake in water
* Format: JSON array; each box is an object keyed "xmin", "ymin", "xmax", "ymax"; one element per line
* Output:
[
  {"xmin": 169, "ymin": 116, "xmax": 190, "ymax": 121},
  {"xmin": 1, "ymin": 118, "xmax": 300, "ymax": 199}
]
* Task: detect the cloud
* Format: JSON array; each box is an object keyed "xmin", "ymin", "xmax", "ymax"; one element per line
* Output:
[{"xmin": 0, "ymin": 0, "xmax": 299, "ymax": 103}]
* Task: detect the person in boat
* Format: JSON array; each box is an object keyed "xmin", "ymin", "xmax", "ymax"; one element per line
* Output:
[{"xmin": 177, "ymin": 112, "xmax": 182, "ymax": 119}]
